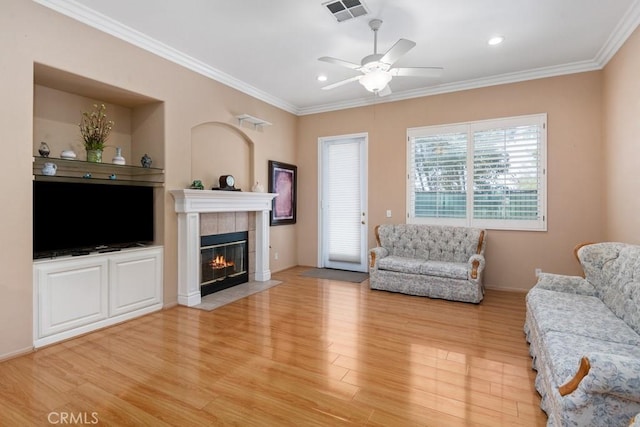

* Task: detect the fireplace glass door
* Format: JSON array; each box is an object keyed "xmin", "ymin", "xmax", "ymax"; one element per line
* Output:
[{"xmin": 200, "ymin": 231, "xmax": 249, "ymax": 296}]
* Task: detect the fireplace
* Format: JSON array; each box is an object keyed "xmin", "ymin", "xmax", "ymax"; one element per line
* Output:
[
  {"xmin": 170, "ymin": 189, "xmax": 277, "ymax": 307},
  {"xmin": 200, "ymin": 231, "xmax": 249, "ymax": 296}
]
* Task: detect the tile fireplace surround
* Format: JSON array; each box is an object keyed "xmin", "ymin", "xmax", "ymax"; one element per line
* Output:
[{"xmin": 170, "ymin": 189, "xmax": 277, "ymax": 307}]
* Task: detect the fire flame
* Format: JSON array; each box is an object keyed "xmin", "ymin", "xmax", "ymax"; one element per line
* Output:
[{"xmin": 210, "ymin": 255, "xmax": 235, "ymax": 270}]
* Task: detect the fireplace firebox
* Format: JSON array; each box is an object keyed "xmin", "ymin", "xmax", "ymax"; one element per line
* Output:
[{"xmin": 200, "ymin": 231, "xmax": 249, "ymax": 296}]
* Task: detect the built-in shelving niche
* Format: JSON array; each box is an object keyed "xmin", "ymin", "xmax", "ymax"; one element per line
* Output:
[
  {"xmin": 33, "ymin": 157, "xmax": 164, "ymax": 187},
  {"xmin": 33, "ymin": 63, "xmax": 166, "ymax": 245}
]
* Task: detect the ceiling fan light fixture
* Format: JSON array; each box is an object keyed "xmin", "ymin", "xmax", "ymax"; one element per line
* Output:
[
  {"xmin": 319, "ymin": 17, "xmax": 443, "ymax": 95},
  {"xmin": 360, "ymin": 70, "xmax": 392, "ymax": 92}
]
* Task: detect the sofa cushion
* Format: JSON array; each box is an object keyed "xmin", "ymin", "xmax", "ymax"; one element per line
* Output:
[
  {"xmin": 541, "ymin": 331, "xmax": 640, "ymax": 387},
  {"xmin": 377, "ymin": 255, "xmax": 423, "ymax": 274},
  {"xmin": 377, "ymin": 256, "xmax": 468, "ymax": 280},
  {"xmin": 420, "ymin": 260, "xmax": 468, "ymax": 280},
  {"xmin": 527, "ymin": 288, "xmax": 640, "ymax": 346}
]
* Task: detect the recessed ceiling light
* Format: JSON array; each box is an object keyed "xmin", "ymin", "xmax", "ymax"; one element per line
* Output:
[
  {"xmin": 317, "ymin": 75, "xmax": 328, "ymax": 82},
  {"xmin": 488, "ymin": 36, "xmax": 505, "ymax": 46}
]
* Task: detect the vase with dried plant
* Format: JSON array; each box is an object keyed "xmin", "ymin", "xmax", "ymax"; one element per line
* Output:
[{"xmin": 79, "ymin": 103, "xmax": 114, "ymax": 163}]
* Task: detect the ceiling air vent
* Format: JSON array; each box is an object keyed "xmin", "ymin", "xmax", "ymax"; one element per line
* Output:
[{"xmin": 323, "ymin": 0, "xmax": 368, "ymax": 23}]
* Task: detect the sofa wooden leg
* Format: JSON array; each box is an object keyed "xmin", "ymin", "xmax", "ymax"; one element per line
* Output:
[{"xmin": 559, "ymin": 356, "xmax": 591, "ymax": 396}]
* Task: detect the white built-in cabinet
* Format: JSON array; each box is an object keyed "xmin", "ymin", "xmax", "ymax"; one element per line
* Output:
[{"xmin": 33, "ymin": 246, "xmax": 163, "ymax": 348}]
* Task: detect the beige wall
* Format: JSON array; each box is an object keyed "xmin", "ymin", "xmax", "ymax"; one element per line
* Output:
[
  {"xmin": 603, "ymin": 26, "xmax": 640, "ymax": 242},
  {"xmin": 191, "ymin": 123, "xmax": 253, "ymax": 190},
  {"xmin": 0, "ymin": 0, "xmax": 297, "ymax": 359},
  {"xmin": 297, "ymin": 72, "xmax": 606, "ymax": 291}
]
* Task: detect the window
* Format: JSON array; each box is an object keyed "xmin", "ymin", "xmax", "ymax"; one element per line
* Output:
[{"xmin": 407, "ymin": 114, "xmax": 546, "ymax": 231}]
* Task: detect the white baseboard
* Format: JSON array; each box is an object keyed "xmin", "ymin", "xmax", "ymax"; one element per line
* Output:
[
  {"xmin": 485, "ymin": 284, "xmax": 530, "ymax": 293},
  {"xmin": 0, "ymin": 345, "xmax": 34, "ymax": 362}
]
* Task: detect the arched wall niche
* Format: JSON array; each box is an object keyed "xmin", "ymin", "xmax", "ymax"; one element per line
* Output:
[{"xmin": 191, "ymin": 121, "xmax": 255, "ymax": 190}]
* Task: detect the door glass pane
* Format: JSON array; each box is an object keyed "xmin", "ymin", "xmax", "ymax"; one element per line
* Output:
[{"xmin": 327, "ymin": 140, "xmax": 361, "ymax": 263}]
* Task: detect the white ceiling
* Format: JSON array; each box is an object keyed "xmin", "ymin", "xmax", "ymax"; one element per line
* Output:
[{"xmin": 37, "ymin": 0, "xmax": 640, "ymax": 115}]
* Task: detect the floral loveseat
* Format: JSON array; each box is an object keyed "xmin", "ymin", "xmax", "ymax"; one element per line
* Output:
[
  {"xmin": 368, "ymin": 224, "xmax": 486, "ymax": 303},
  {"xmin": 525, "ymin": 242, "xmax": 640, "ymax": 426}
]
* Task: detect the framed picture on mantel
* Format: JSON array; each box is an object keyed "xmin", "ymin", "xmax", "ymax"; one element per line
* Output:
[{"xmin": 268, "ymin": 160, "xmax": 297, "ymax": 226}]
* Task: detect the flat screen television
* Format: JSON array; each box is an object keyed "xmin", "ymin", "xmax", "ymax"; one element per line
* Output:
[{"xmin": 33, "ymin": 180, "xmax": 154, "ymax": 258}]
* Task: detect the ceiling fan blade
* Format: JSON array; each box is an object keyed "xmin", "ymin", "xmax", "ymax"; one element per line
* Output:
[
  {"xmin": 379, "ymin": 39, "xmax": 416, "ymax": 65},
  {"xmin": 318, "ymin": 56, "xmax": 362, "ymax": 70},
  {"xmin": 377, "ymin": 85, "xmax": 392, "ymax": 97},
  {"xmin": 390, "ymin": 67, "xmax": 444, "ymax": 78},
  {"xmin": 322, "ymin": 75, "xmax": 362, "ymax": 90}
]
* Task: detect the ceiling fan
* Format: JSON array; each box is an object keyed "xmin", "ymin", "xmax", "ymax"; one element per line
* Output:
[{"xmin": 319, "ymin": 19, "xmax": 443, "ymax": 97}]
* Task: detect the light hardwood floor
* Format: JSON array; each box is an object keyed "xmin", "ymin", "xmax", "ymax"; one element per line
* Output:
[{"xmin": 0, "ymin": 267, "xmax": 547, "ymax": 426}]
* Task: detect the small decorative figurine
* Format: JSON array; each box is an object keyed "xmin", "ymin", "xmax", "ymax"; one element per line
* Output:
[
  {"xmin": 140, "ymin": 153, "xmax": 152, "ymax": 168},
  {"xmin": 83, "ymin": 172, "xmax": 92, "ymax": 179},
  {"xmin": 112, "ymin": 147, "xmax": 125, "ymax": 165},
  {"xmin": 109, "ymin": 174, "xmax": 117, "ymax": 180},
  {"xmin": 251, "ymin": 181, "xmax": 264, "ymax": 192},
  {"xmin": 41, "ymin": 162, "xmax": 57, "ymax": 176},
  {"xmin": 190, "ymin": 180, "xmax": 204, "ymax": 190},
  {"xmin": 38, "ymin": 142, "xmax": 50, "ymax": 158}
]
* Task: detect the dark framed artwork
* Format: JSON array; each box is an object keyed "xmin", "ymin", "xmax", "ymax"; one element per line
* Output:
[{"xmin": 269, "ymin": 160, "xmax": 297, "ymax": 226}]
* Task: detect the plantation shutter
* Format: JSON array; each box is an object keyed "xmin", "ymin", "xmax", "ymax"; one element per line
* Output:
[
  {"xmin": 327, "ymin": 139, "xmax": 362, "ymax": 262},
  {"xmin": 408, "ymin": 128, "xmax": 468, "ymax": 222},
  {"xmin": 471, "ymin": 117, "xmax": 545, "ymax": 229}
]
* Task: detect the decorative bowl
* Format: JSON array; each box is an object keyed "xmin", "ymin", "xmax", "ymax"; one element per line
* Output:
[{"xmin": 60, "ymin": 150, "xmax": 77, "ymax": 159}]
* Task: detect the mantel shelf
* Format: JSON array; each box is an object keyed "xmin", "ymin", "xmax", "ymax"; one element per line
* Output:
[
  {"xmin": 170, "ymin": 189, "xmax": 277, "ymax": 213},
  {"xmin": 235, "ymin": 114, "xmax": 272, "ymax": 129}
]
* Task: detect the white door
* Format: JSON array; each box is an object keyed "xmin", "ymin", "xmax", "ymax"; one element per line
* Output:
[{"xmin": 319, "ymin": 134, "xmax": 368, "ymax": 272}]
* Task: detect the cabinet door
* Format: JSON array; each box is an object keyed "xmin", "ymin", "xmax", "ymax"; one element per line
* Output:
[
  {"xmin": 109, "ymin": 248, "xmax": 163, "ymax": 317},
  {"xmin": 35, "ymin": 258, "xmax": 109, "ymax": 338}
]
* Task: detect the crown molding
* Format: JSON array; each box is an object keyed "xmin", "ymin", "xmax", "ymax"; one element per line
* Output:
[
  {"xmin": 33, "ymin": 0, "xmax": 299, "ymax": 115},
  {"xmin": 594, "ymin": 0, "xmax": 640, "ymax": 66},
  {"xmin": 297, "ymin": 60, "xmax": 601, "ymax": 115}
]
